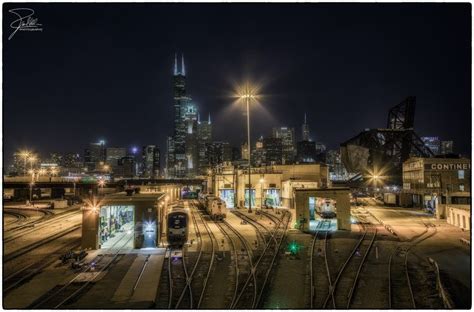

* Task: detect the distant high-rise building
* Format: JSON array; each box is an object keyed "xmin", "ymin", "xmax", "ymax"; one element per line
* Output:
[
  {"xmin": 142, "ymin": 145, "xmax": 160, "ymax": 178},
  {"xmin": 421, "ymin": 137, "xmax": 441, "ymax": 155},
  {"xmin": 441, "ymin": 140, "xmax": 454, "ymax": 155},
  {"xmin": 84, "ymin": 140, "xmax": 106, "ymax": 171},
  {"xmin": 296, "ymin": 140, "xmax": 316, "ymax": 163},
  {"xmin": 117, "ymin": 156, "xmax": 135, "ymax": 178},
  {"xmin": 206, "ymin": 142, "xmax": 232, "ymax": 166},
  {"xmin": 263, "ymin": 137, "xmax": 283, "ymax": 165},
  {"xmin": 62, "ymin": 153, "xmax": 82, "ymax": 175},
  {"xmin": 252, "ymin": 136, "xmax": 265, "ymax": 166},
  {"xmin": 273, "ymin": 127, "xmax": 296, "ymax": 164},
  {"xmin": 10, "ymin": 153, "xmax": 40, "ymax": 176},
  {"xmin": 302, "ymin": 113, "xmax": 310, "ymax": 141},
  {"xmin": 241, "ymin": 142, "xmax": 250, "ymax": 160},
  {"xmin": 166, "ymin": 54, "xmax": 207, "ymax": 178},
  {"xmin": 197, "ymin": 113, "xmax": 212, "ymax": 175},
  {"xmin": 231, "ymin": 147, "xmax": 241, "ymax": 161},
  {"xmin": 106, "ymin": 147, "xmax": 127, "ymax": 171},
  {"xmin": 48, "ymin": 153, "xmax": 63, "ymax": 166}
]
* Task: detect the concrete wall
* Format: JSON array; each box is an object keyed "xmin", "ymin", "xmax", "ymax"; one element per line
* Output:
[
  {"xmin": 294, "ymin": 188, "xmax": 351, "ymax": 231},
  {"xmin": 446, "ymin": 205, "xmax": 470, "ymax": 230},
  {"xmin": 81, "ymin": 208, "xmax": 100, "ymax": 250}
]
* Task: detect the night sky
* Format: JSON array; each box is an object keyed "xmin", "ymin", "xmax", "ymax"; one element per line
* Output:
[{"xmin": 3, "ymin": 3, "xmax": 471, "ymax": 166}]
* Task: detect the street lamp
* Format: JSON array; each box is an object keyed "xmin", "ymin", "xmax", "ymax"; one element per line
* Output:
[
  {"xmin": 28, "ymin": 155, "xmax": 37, "ymax": 170},
  {"xmin": 17, "ymin": 150, "xmax": 31, "ymax": 176},
  {"xmin": 29, "ymin": 181, "xmax": 35, "ymax": 203},
  {"xmin": 367, "ymin": 167, "xmax": 386, "ymax": 198},
  {"xmin": 237, "ymin": 82, "xmax": 259, "ymax": 213},
  {"xmin": 50, "ymin": 167, "xmax": 58, "ymax": 177},
  {"xmin": 98, "ymin": 179, "xmax": 105, "ymax": 195}
]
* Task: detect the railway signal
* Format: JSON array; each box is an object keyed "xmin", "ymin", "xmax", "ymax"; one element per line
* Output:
[{"xmin": 288, "ymin": 241, "xmax": 300, "ymax": 255}]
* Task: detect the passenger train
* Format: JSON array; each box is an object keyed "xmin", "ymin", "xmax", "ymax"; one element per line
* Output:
[
  {"xmin": 167, "ymin": 208, "xmax": 189, "ymax": 247},
  {"xmin": 199, "ymin": 194, "xmax": 227, "ymax": 221}
]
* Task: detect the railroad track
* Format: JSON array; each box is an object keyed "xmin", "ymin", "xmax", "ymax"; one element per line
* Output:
[
  {"xmin": 322, "ymin": 221, "xmax": 377, "ymax": 309},
  {"xmin": 3, "ymin": 239, "xmax": 82, "ymax": 294},
  {"xmin": 232, "ymin": 210, "xmax": 273, "ymax": 247},
  {"xmin": 215, "ymin": 219, "xmax": 256, "ymax": 308},
  {"xmin": 4, "ymin": 209, "xmax": 80, "ymax": 242},
  {"xmin": 388, "ymin": 220, "xmax": 438, "ymax": 308},
  {"xmin": 190, "ymin": 202, "xmax": 217, "ymax": 308},
  {"xmin": 30, "ymin": 231, "xmax": 135, "ymax": 309},
  {"xmin": 231, "ymin": 210, "xmax": 291, "ymax": 309},
  {"xmin": 165, "ymin": 201, "xmax": 217, "ymax": 309},
  {"xmin": 309, "ymin": 220, "xmax": 333, "ymax": 308},
  {"xmin": 4, "ymin": 225, "xmax": 82, "ymax": 262},
  {"xmin": 4, "ymin": 210, "xmax": 29, "ymax": 226}
]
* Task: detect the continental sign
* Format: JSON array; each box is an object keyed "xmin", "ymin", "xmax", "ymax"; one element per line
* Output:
[{"xmin": 425, "ymin": 163, "xmax": 471, "ymax": 171}]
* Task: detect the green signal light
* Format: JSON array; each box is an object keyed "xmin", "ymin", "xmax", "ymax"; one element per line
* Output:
[{"xmin": 288, "ymin": 241, "xmax": 300, "ymax": 255}]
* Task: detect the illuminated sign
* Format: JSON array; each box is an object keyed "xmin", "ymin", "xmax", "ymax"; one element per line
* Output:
[{"xmin": 425, "ymin": 163, "xmax": 470, "ymax": 171}]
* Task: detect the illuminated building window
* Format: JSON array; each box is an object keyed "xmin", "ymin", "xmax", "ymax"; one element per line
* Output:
[{"xmin": 458, "ymin": 170, "xmax": 465, "ymax": 179}]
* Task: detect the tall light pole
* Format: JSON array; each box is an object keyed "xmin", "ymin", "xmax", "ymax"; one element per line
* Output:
[
  {"xmin": 239, "ymin": 83, "xmax": 257, "ymax": 213},
  {"xmin": 28, "ymin": 155, "xmax": 37, "ymax": 172},
  {"xmin": 17, "ymin": 150, "xmax": 31, "ymax": 176}
]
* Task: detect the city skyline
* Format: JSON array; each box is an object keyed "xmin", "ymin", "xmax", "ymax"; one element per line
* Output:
[
  {"xmin": 4, "ymin": 3, "xmax": 471, "ymax": 166},
  {"xmin": 2, "ymin": 3, "xmax": 471, "ymax": 310}
]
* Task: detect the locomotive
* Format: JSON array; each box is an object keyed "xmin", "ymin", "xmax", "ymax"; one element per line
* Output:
[
  {"xmin": 199, "ymin": 194, "xmax": 227, "ymax": 221},
  {"xmin": 167, "ymin": 208, "xmax": 189, "ymax": 247}
]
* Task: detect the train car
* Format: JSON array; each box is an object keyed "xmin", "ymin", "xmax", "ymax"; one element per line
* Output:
[
  {"xmin": 182, "ymin": 191, "xmax": 198, "ymax": 200},
  {"xmin": 207, "ymin": 198, "xmax": 227, "ymax": 221},
  {"xmin": 167, "ymin": 209, "xmax": 189, "ymax": 247},
  {"xmin": 198, "ymin": 194, "xmax": 214, "ymax": 209},
  {"xmin": 319, "ymin": 199, "xmax": 337, "ymax": 219}
]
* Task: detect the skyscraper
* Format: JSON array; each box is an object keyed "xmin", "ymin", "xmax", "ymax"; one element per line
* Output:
[
  {"xmin": 302, "ymin": 113, "xmax": 310, "ymax": 141},
  {"xmin": 205, "ymin": 141, "xmax": 232, "ymax": 167},
  {"xmin": 142, "ymin": 145, "xmax": 160, "ymax": 178},
  {"xmin": 273, "ymin": 127, "xmax": 296, "ymax": 164},
  {"xmin": 197, "ymin": 113, "xmax": 212, "ymax": 175},
  {"xmin": 263, "ymin": 137, "xmax": 283, "ymax": 165},
  {"xmin": 106, "ymin": 147, "xmax": 127, "ymax": 171},
  {"xmin": 167, "ymin": 54, "xmax": 208, "ymax": 178},
  {"xmin": 84, "ymin": 140, "xmax": 106, "ymax": 171},
  {"xmin": 296, "ymin": 140, "xmax": 316, "ymax": 163}
]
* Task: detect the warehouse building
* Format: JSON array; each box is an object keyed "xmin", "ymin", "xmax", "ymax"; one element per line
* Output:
[
  {"xmin": 402, "ymin": 157, "xmax": 470, "ymax": 219},
  {"xmin": 208, "ymin": 163, "xmax": 350, "ymax": 230},
  {"xmin": 82, "ymin": 192, "xmax": 168, "ymax": 250}
]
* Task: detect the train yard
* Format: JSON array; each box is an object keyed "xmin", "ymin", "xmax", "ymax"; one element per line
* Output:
[{"xmin": 2, "ymin": 198, "xmax": 470, "ymax": 309}]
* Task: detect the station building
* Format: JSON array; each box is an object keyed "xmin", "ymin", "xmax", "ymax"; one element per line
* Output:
[
  {"xmin": 402, "ymin": 157, "xmax": 471, "ymax": 219},
  {"xmin": 81, "ymin": 192, "xmax": 169, "ymax": 250},
  {"xmin": 208, "ymin": 163, "xmax": 351, "ymax": 231}
]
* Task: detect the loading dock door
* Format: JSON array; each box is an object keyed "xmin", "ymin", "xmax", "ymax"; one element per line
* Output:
[
  {"xmin": 99, "ymin": 205, "xmax": 135, "ymax": 249},
  {"xmin": 143, "ymin": 221, "xmax": 157, "ymax": 248}
]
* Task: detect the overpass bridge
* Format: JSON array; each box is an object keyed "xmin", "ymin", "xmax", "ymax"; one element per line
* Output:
[{"xmin": 3, "ymin": 177, "xmax": 206, "ymax": 200}]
